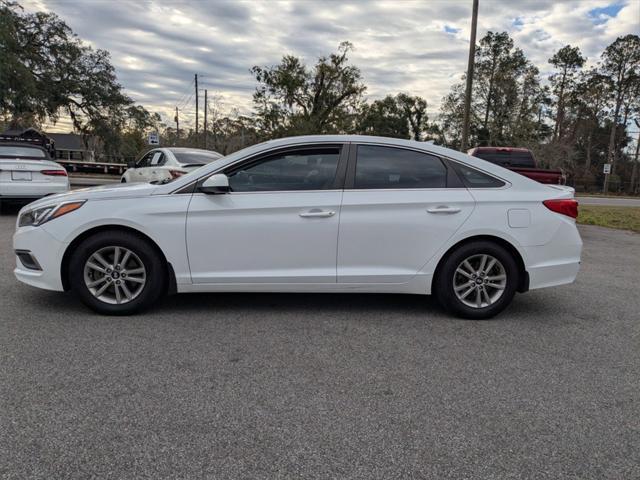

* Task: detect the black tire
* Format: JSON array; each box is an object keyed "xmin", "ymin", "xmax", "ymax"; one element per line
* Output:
[
  {"xmin": 68, "ymin": 230, "xmax": 166, "ymax": 315},
  {"xmin": 434, "ymin": 240, "xmax": 519, "ymax": 320},
  {"xmin": 121, "ymin": 177, "xmax": 127, "ymax": 183}
]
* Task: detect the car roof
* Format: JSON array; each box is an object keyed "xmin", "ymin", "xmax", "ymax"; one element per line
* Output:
[
  {"xmin": 471, "ymin": 146, "xmax": 531, "ymax": 153},
  {"xmin": 165, "ymin": 147, "xmax": 222, "ymax": 155}
]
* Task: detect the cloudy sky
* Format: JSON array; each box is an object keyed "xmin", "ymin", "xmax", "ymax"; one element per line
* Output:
[{"xmin": 22, "ymin": 0, "xmax": 640, "ymax": 132}]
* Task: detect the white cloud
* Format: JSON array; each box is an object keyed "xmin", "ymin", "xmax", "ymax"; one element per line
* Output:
[{"xmin": 19, "ymin": 0, "xmax": 640, "ymax": 132}]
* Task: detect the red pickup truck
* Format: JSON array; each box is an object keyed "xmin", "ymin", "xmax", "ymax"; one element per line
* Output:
[{"xmin": 467, "ymin": 147, "xmax": 565, "ymax": 185}]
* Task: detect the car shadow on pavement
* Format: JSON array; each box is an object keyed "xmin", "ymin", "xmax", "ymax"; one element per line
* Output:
[
  {"xmin": 20, "ymin": 287, "xmax": 546, "ymax": 324},
  {"xmin": 166, "ymin": 291, "xmax": 439, "ymax": 313},
  {"xmin": 25, "ymin": 288, "xmax": 449, "ymax": 320},
  {"xmin": 0, "ymin": 203, "xmax": 27, "ymax": 215}
]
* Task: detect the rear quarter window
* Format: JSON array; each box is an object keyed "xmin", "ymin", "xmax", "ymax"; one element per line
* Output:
[{"xmin": 452, "ymin": 163, "xmax": 506, "ymax": 188}]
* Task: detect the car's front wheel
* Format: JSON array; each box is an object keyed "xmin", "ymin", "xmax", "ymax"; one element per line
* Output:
[
  {"xmin": 68, "ymin": 231, "xmax": 166, "ymax": 315},
  {"xmin": 435, "ymin": 241, "xmax": 519, "ymax": 320}
]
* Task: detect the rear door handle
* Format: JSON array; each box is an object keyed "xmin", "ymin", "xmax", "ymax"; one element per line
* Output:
[
  {"xmin": 427, "ymin": 206, "xmax": 461, "ymax": 214},
  {"xmin": 299, "ymin": 210, "xmax": 336, "ymax": 218}
]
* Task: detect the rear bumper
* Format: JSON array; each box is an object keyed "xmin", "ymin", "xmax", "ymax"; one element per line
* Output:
[
  {"xmin": 1, "ymin": 180, "xmax": 69, "ymax": 200},
  {"xmin": 526, "ymin": 260, "xmax": 581, "ymax": 290},
  {"xmin": 523, "ymin": 218, "xmax": 583, "ymax": 290},
  {"xmin": 13, "ymin": 225, "xmax": 67, "ymax": 291}
]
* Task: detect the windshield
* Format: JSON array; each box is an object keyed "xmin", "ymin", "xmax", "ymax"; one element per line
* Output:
[
  {"xmin": 474, "ymin": 150, "xmax": 535, "ymax": 168},
  {"xmin": 0, "ymin": 145, "xmax": 46, "ymax": 158},
  {"xmin": 173, "ymin": 151, "xmax": 222, "ymax": 165}
]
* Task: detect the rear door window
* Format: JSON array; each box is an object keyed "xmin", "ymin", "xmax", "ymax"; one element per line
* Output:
[{"xmin": 354, "ymin": 145, "xmax": 447, "ymax": 189}]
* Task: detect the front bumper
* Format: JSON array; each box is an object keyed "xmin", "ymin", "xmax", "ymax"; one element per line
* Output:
[{"xmin": 13, "ymin": 225, "xmax": 67, "ymax": 291}]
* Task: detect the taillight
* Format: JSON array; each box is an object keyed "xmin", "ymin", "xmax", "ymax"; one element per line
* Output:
[
  {"xmin": 168, "ymin": 169, "xmax": 185, "ymax": 179},
  {"xmin": 41, "ymin": 169, "xmax": 68, "ymax": 176},
  {"xmin": 543, "ymin": 199, "xmax": 578, "ymax": 219}
]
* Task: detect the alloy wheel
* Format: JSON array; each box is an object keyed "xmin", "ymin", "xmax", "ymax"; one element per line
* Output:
[
  {"xmin": 453, "ymin": 254, "xmax": 507, "ymax": 309},
  {"xmin": 83, "ymin": 246, "xmax": 147, "ymax": 305}
]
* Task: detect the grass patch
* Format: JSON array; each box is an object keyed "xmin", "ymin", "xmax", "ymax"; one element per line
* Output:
[{"xmin": 578, "ymin": 205, "xmax": 640, "ymax": 233}]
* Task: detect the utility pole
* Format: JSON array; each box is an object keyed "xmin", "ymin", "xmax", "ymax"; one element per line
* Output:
[
  {"xmin": 631, "ymin": 119, "xmax": 640, "ymax": 195},
  {"xmin": 194, "ymin": 74, "xmax": 199, "ymax": 144},
  {"xmin": 174, "ymin": 107, "xmax": 179, "ymax": 142},
  {"xmin": 204, "ymin": 89, "xmax": 208, "ymax": 150},
  {"xmin": 461, "ymin": 0, "xmax": 479, "ymax": 152}
]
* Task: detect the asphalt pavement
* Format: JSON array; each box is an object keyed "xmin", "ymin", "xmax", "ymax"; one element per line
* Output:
[{"xmin": 1, "ymin": 205, "xmax": 638, "ymax": 479}]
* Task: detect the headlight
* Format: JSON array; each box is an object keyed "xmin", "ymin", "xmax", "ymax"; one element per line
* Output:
[{"xmin": 18, "ymin": 201, "xmax": 86, "ymax": 227}]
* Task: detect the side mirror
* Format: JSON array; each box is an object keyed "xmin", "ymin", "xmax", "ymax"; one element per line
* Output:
[
  {"xmin": 127, "ymin": 161, "xmax": 136, "ymax": 169},
  {"xmin": 200, "ymin": 173, "xmax": 230, "ymax": 194}
]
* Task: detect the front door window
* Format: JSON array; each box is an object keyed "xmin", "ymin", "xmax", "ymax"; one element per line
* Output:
[{"xmin": 227, "ymin": 148, "xmax": 340, "ymax": 192}]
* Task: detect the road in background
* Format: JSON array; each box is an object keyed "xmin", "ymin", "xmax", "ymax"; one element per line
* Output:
[
  {"xmin": 577, "ymin": 196, "xmax": 640, "ymax": 207},
  {"xmin": 1, "ymin": 207, "xmax": 638, "ymax": 479},
  {"xmin": 69, "ymin": 174, "xmax": 120, "ymax": 187}
]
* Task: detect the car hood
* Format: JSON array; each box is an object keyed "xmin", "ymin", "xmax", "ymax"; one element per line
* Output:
[{"xmin": 24, "ymin": 182, "xmax": 160, "ymax": 209}]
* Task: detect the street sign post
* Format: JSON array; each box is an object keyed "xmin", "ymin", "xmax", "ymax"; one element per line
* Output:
[
  {"xmin": 148, "ymin": 132, "xmax": 159, "ymax": 145},
  {"xmin": 603, "ymin": 163, "xmax": 611, "ymax": 193}
]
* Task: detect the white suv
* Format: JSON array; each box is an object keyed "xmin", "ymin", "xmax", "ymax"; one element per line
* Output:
[{"xmin": 121, "ymin": 147, "xmax": 222, "ymax": 183}]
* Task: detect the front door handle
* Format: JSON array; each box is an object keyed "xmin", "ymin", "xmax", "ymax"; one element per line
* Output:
[
  {"xmin": 299, "ymin": 209, "xmax": 336, "ymax": 218},
  {"xmin": 427, "ymin": 206, "xmax": 461, "ymax": 214}
]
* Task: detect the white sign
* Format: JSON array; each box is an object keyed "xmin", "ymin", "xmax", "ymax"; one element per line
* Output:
[
  {"xmin": 148, "ymin": 132, "xmax": 159, "ymax": 145},
  {"xmin": 603, "ymin": 163, "xmax": 611, "ymax": 174}
]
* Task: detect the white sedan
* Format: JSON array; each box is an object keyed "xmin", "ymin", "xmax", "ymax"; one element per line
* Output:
[
  {"xmin": 13, "ymin": 135, "xmax": 582, "ymax": 319},
  {"xmin": 0, "ymin": 143, "xmax": 69, "ymax": 207},
  {"xmin": 121, "ymin": 147, "xmax": 222, "ymax": 183}
]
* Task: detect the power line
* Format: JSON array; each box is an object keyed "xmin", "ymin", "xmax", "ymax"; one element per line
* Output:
[
  {"xmin": 177, "ymin": 89, "xmax": 194, "ymax": 110},
  {"xmin": 175, "ymin": 77, "xmax": 194, "ymax": 108}
]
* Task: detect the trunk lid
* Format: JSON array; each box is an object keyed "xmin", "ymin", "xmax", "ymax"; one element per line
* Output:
[
  {"xmin": 0, "ymin": 158, "xmax": 66, "ymax": 183},
  {"xmin": 545, "ymin": 184, "xmax": 575, "ymax": 199}
]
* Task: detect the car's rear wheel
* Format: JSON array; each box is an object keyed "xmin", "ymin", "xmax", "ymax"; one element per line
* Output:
[
  {"xmin": 69, "ymin": 231, "xmax": 166, "ymax": 315},
  {"xmin": 435, "ymin": 241, "xmax": 519, "ymax": 320}
]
